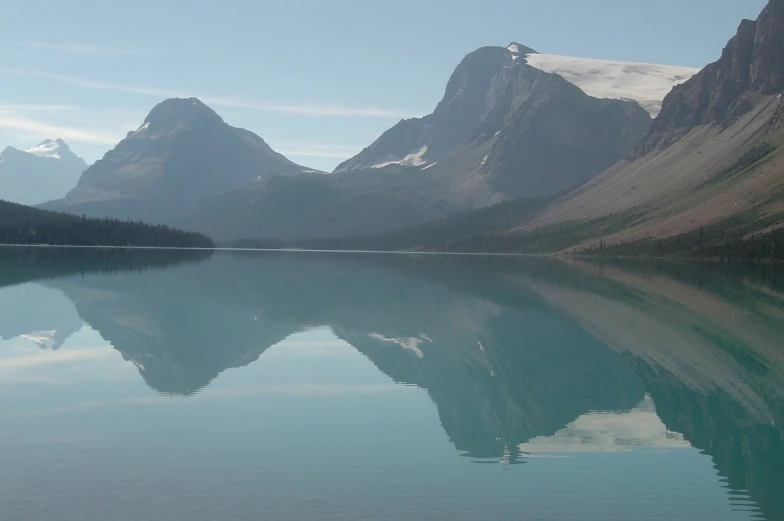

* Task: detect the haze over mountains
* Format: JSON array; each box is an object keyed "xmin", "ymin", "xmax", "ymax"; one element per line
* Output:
[
  {"xmin": 4, "ymin": 0, "xmax": 783, "ymax": 254},
  {"xmin": 41, "ymin": 41, "xmax": 683, "ymax": 240},
  {"xmin": 0, "ymin": 139, "xmax": 87, "ymax": 206}
]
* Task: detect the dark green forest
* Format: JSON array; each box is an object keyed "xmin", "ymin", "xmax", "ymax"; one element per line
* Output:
[
  {"xmin": 0, "ymin": 246, "xmax": 213, "ymax": 288},
  {"xmin": 590, "ymin": 223, "xmax": 784, "ymax": 262},
  {"xmin": 0, "ymin": 200, "xmax": 214, "ymax": 248}
]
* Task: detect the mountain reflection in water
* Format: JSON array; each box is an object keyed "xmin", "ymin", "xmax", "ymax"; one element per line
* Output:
[{"xmin": 1, "ymin": 248, "xmax": 782, "ymax": 521}]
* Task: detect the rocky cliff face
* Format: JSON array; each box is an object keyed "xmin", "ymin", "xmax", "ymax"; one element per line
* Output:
[
  {"xmin": 335, "ymin": 45, "xmax": 538, "ymax": 172},
  {"xmin": 634, "ymin": 0, "xmax": 784, "ymax": 157}
]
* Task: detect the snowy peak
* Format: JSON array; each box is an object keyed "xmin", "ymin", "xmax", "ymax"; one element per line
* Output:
[
  {"xmin": 25, "ymin": 138, "xmax": 75, "ymax": 160},
  {"xmin": 0, "ymin": 139, "xmax": 87, "ymax": 205},
  {"xmin": 506, "ymin": 42, "xmax": 537, "ymax": 60},
  {"xmin": 521, "ymin": 52, "xmax": 699, "ymax": 117}
]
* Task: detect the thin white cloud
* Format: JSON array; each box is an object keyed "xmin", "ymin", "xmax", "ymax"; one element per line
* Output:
[
  {"xmin": 21, "ymin": 42, "xmax": 142, "ymax": 57},
  {"xmin": 0, "ymin": 103, "xmax": 77, "ymax": 112},
  {"xmin": 0, "ymin": 113, "xmax": 122, "ymax": 144},
  {"xmin": 0, "ymin": 346, "xmax": 112, "ymax": 371},
  {"xmin": 1, "ymin": 69, "xmax": 418, "ymax": 118}
]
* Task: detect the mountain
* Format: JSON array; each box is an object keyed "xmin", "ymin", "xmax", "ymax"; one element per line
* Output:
[
  {"xmin": 0, "ymin": 139, "xmax": 87, "ymax": 206},
  {"xmin": 0, "ymin": 283, "xmax": 83, "ymax": 351},
  {"xmin": 185, "ymin": 44, "xmax": 655, "ymax": 241},
  {"xmin": 334, "ymin": 43, "xmax": 652, "ymax": 203},
  {"xmin": 352, "ymin": 0, "xmax": 784, "ymax": 257},
  {"xmin": 44, "ymin": 98, "xmax": 314, "ymax": 222},
  {"xmin": 523, "ymin": 0, "xmax": 784, "ymax": 251},
  {"xmin": 634, "ymin": 1, "xmax": 784, "ymax": 157}
]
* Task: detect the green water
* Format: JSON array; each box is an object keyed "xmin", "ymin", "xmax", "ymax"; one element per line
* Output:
[{"xmin": 1, "ymin": 248, "xmax": 782, "ymax": 520}]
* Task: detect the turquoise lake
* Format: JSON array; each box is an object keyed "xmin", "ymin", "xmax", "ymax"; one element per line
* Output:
[{"xmin": 0, "ymin": 248, "xmax": 782, "ymax": 520}]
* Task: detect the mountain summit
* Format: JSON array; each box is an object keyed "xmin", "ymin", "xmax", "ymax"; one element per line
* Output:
[
  {"xmin": 136, "ymin": 97, "xmax": 225, "ymax": 136},
  {"xmin": 46, "ymin": 97, "xmax": 312, "ymax": 221},
  {"xmin": 335, "ymin": 43, "xmax": 652, "ymax": 201},
  {"xmin": 0, "ymin": 139, "xmax": 87, "ymax": 205}
]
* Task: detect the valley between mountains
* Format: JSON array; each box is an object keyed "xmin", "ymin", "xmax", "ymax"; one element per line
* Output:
[{"xmin": 4, "ymin": 0, "xmax": 784, "ymax": 258}]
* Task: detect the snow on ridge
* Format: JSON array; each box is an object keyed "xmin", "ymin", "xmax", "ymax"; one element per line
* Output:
[
  {"xmin": 25, "ymin": 139, "xmax": 65, "ymax": 159},
  {"xmin": 20, "ymin": 330, "xmax": 58, "ymax": 350},
  {"xmin": 371, "ymin": 145, "xmax": 431, "ymax": 169},
  {"xmin": 522, "ymin": 53, "xmax": 700, "ymax": 117},
  {"xmin": 369, "ymin": 332, "xmax": 431, "ymax": 359}
]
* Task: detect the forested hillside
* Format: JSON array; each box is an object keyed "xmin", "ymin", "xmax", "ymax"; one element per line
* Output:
[{"xmin": 0, "ymin": 200, "xmax": 213, "ymax": 248}]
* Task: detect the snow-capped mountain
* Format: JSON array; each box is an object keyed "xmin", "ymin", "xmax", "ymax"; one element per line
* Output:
[
  {"xmin": 0, "ymin": 139, "xmax": 88, "ymax": 206},
  {"xmin": 519, "ymin": 48, "xmax": 699, "ymax": 117},
  {"xmin": 334, "ymin": 43, "xmax": 651, "ymax": 201},
  {"xmin": 26, "ymin": 138, "xmax": 73, "ymax": 159}
]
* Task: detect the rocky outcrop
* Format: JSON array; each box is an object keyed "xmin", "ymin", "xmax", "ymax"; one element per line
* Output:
[{"xmin": 633, "ymin": 0, "xmax": 784, "ymax": 157}]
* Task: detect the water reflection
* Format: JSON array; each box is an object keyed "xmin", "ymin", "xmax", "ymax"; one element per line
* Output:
[{"xmin": 0, "ymin": 249, "xmax": 782, "ymax": 520}]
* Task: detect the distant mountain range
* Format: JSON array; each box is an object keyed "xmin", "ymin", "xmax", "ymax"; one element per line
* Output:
[
  {"xmin": 0, "ymin": 139, "xmax": 87, "ymax": 206},
  {"xmin": 42, "ymin": 42, "xmax": 679, "ymax": 240},
  {"xmin": 17, "ymin": 0, "xmax": 784, "ymax": 255},
  {"xmin": 297, "ymin": 0, "xmax": 784, "ymax": 257}
]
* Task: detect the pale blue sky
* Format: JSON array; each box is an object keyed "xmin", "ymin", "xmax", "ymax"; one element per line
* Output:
[{"xmin": 0, "ymin": 0, "xmax": 768, "ymax": 171}]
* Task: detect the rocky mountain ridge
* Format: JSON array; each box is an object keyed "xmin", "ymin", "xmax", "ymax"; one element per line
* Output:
[{"xmin": 633, "ymin": 0, "xmax": 784, "ymax": 157}]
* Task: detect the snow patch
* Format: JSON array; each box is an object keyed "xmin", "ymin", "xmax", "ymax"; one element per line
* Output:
[
  {"xmin": 481, "ymin": 154, "xmax": 489, "ymax": 165},
  {"xmin": 507, "ymin": 44, "xmax": 520, "ymax": 54},
  {"xmin": 518, "ymin": 395, "xmax": 690, "ymax": 455},
  {"xmin": 20, "ymin": 330, "xmax": 58, "ymax": 350},
  {"xmin": 523, "ymin": 53, "xmax": 699, "ymax": 117},
  {"xmin": 420, "ymin": 162, "xmax": 437, "ymax": 170},
  {"xmin": 135, "ymin": 122, "xmax": 150, "ymax": 133},
  {"xmin": 25, "ymin": 140, "xmax": 65, "ymax": 159},
  {"xmin": 371, "ymin": 145, "xmax": 430, "ymax": 169},
  {"xmin": 368, "ymin": 332, "xmax": 432, "ymax": 359}
]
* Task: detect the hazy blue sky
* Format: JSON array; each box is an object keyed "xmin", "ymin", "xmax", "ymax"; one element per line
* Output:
[{"xmin": 0, "ymin": 0, "xmax": 768, "ymax": 170}]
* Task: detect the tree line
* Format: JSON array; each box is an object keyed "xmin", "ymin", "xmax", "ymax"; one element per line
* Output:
[{"xmin": 0, "ymin": 200, "xmax": 214, "ymax": 248}]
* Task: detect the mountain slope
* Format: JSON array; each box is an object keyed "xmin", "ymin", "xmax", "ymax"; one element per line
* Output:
[
  {"xmin": 0, "ymin": 139, "xmax": 87, "ymax": 205},
  {"xmin": 180, "ymin": 44, "xmax": 653, "ymax": 241},
  {"xmin": 523, "ymin": 0, "xmax": 784, "ymax": 250},
  {"xmin": 335, "ymin": 43, "xmax": 652, "ymax": 204},
  {"xmin": 364, "ymin": 0, "xmax": 784, "ymax": 256},
  {"xmin": 44, "ymin": 98, "xmax": 312, "ymax": 222}
]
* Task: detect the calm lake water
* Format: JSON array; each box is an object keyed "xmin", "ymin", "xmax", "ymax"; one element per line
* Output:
[{"xmin": 1, "ymin": 247, "xmax": 783, "ymax": 521}]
